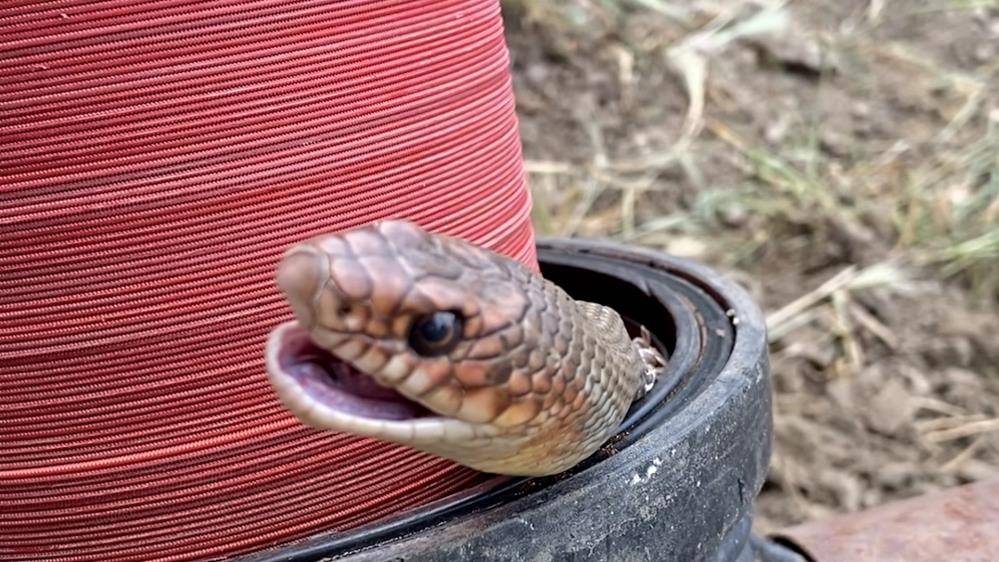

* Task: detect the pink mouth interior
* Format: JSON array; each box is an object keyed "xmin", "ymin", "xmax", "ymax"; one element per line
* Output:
[{"xmin": 274, "ymin": 326, "xmax": 432, "ymax": 421}]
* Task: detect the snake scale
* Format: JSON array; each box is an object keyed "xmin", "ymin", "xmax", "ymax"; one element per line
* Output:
[{"xmin": 265, "ymin": 220, "xmax": 665, "ymax": 476}]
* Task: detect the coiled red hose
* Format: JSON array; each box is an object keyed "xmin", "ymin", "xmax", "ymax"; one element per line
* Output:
[{"xmin": 1, "ymin": 1, "xmax": 535, "ymax": 560}]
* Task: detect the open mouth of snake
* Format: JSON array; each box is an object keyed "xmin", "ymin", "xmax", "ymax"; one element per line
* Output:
[{"xmin": 267, "ymin": 322, "xmax": 433, "ymax": 422}]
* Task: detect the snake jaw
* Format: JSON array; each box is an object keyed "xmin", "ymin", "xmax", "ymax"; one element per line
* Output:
[{"xmin": 265, "ymin": 321, "xmax": 496, "ymax": 446}]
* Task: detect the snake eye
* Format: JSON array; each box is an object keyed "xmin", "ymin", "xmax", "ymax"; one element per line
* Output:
[{"xmin": 408, "ymin": 311, "xmax": 463, "ymax": 356}]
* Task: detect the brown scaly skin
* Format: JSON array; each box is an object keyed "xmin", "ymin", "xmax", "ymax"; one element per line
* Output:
[{"xmin": 265, "ymin": 220, "xmax": 656, "ymax": 476}]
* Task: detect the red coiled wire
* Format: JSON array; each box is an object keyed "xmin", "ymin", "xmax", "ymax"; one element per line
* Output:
[{"xmin": 0, "ymin": 1, "xmax": 536, "ymax": 559}]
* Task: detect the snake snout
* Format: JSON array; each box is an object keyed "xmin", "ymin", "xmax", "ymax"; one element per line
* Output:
[{"xmin": 276, "ymin": 246, "xmax": 326, "ymax": 328}]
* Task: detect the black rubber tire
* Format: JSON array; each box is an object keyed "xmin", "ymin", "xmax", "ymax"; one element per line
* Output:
[{"xmin": 244, "ymin": 238, "xmax": 774, "ymax": 562}]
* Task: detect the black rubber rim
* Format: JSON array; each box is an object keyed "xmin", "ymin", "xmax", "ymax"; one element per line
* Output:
[{"xmin": 243, "ymin": 239, "xmax": 748, "ymax": 562}]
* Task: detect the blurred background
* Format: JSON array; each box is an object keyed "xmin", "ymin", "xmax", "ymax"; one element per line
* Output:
[{"xmin": 498, "ymin": 0, "xmax": 998, "ymax": 533}]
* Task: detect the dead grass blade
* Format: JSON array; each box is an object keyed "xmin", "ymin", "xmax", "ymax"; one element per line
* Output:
[
  {"xmin": 767, "ymin": 266, "xmax": 858, "ymax": 334},
  {"xmin": 924, "ymin": 418, "xmax": 999, "ymax": 443}
]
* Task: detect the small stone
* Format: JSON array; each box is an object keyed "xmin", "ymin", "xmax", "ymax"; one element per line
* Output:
[{"xmin": 865, "ymin": 379, "xmax": 915, "ymax": 435}]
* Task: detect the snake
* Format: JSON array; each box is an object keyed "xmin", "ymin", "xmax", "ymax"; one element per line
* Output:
[{"xmin": 265, "ymin": 220, "xmax": 666, "ymax": 476}]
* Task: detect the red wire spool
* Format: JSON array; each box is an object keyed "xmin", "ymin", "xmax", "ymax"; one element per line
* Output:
[{"xmin": 0, "ymin": 1, "xmax": 536, "ymax": 560}]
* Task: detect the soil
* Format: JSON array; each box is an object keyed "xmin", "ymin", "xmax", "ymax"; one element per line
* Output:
[{"xmin": 501, "ymin": 0, "xmax": 999, "ymax": 533}]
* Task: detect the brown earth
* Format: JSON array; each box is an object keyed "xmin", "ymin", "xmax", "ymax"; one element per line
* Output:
[{"xmin": 501, "ymin": 0, "xmax": 999, "ymax": 533}]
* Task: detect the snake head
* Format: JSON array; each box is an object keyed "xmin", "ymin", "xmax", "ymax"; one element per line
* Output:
[{"xmin": 266, "ymin": 220, "xmax": 596, "ymax": 475}]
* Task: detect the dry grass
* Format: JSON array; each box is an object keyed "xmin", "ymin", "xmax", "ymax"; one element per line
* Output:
[{"xmin": 503, "ymin": 0, "xmax": 999, "ymax": 532}]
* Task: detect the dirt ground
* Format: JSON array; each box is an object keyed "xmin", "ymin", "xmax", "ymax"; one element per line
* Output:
[{"xmin": 500, "ymin": 0, "xmax": 999, "ymax": 533}]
